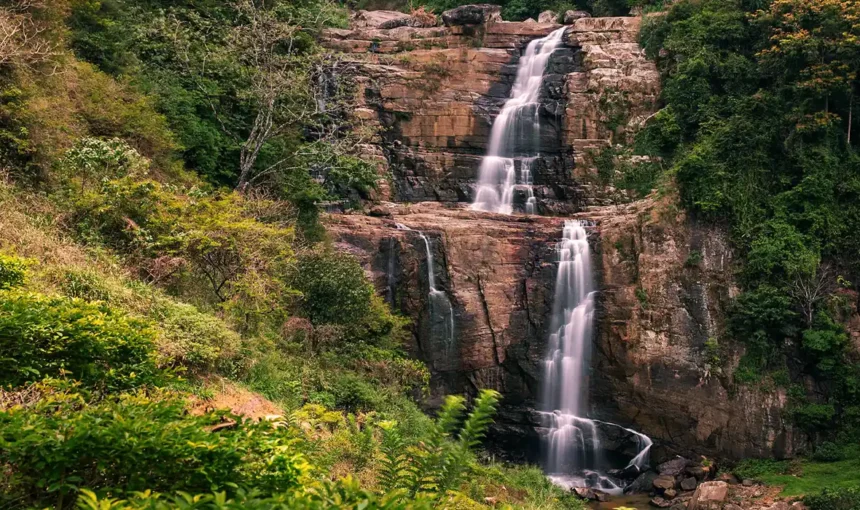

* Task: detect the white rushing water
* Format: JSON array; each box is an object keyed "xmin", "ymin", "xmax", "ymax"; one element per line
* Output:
[
  {"xmin": 396, "ymin": 224, "xmax": 455, "ymax": 350},
  {"xmin": 471, "ymin": 28, "xmax": 567, "ymax": 215},
  {"xmin": 540, "ymin": 221, "xmax": 652, "ymax": 494}
]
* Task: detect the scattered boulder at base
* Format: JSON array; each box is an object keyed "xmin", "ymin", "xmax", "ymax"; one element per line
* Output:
[{"xmin": 687, "ymin": 481, "xmax": 728, "ymax": 510}]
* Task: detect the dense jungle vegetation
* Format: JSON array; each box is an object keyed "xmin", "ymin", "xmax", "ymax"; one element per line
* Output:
[
  {"xmin": 0, "ymin": 0, "xmax": 581, "ymax": 508},
  {"xmin": 2, "ymin": 0, "xmax": 860, "ymax": 508}
]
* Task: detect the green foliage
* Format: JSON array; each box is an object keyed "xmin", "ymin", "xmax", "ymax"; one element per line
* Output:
[
  {"xmin": 75, "ymin": 478, "xmax": 432, "ymax": 510},
  {"xmin": 685, "ymin": 250, "xmax": 703, "ymax": 268},
  {"xmin": 805, "ymin": 486, "xmax": 860, "ymax": 510},
  {"xmin": 378, "ymin": 390, "xmax": 501, "ymax": 500},
  {"xmin": 0, "ymin": 291, "xmax": 159, "ymax": 391},
  {"xmin": 0, "ymin": 253, "xmax": 31, "ymax": 290},
  {"xmin": 0, "ymin": 381, "xmax": 309, "ymax": 508},
  {"xmin": 812, "ymin": 441, "xmax": 846, "ymax": 463},
  {"xmin": 733, "ymin": 458, "xmax": 789, "ymax": 481},
  {"xmin": 291, "ymin": 249, "xmax": 374, "ymax": 327}
]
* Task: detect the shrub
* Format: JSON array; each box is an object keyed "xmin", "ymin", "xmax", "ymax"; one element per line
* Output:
[
  {"xmin": 732, "ymin": 458, "xmax": 788, "ymax": 480},
  {"xmin": 804, "ymin": 486, "xmax": 860, "ymax": 510},
  {"xmin": 0, "ymin": 253, "xmax": 31, "ymax": 289},
  {"xmin": 812, "ymin": 441, "xmax": 845, "ymax": 462},
  {"xmin": 291, "ymin": 249, "xmax": 374, "ymax": 326},
  {"xmin": 0, "ymin": 381, "xmax": 310, "ymax": 507},
  {"xmin": 0, "ymin": 291, "xmax": 159, "ymax": 390}
]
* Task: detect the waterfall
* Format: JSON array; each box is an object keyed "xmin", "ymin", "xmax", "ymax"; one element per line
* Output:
[
  {"xmin": 471, "ymin": 27, "xmax": 567, "ymax": 215},
  {"xmin": 396, "ymin": 224, "xmax": 455, "ymax": 350},
  {"xmin": 540, "ymin": 221, "xmax": 652, "ymax": 494}
]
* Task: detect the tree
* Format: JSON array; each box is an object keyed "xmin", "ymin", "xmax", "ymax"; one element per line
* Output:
[{"xmin": 0, "ymin": 1, "xmax": 61, "ymax": 69}]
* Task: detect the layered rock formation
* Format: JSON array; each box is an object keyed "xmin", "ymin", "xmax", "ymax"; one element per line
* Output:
[
  {"xmin": 321, "ymin": 13, "xmax": 658, "ymax": 213},
  {"xmin": 589, "ymin": 197, "xmax": 806, "ymax": 461},
  {"xmin": 325, "ymin": 7, "xmax": 802, "ymax": 464}
]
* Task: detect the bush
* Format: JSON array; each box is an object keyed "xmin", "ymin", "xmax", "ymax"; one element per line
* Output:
[
  {"xmin": 0, "ymin": 253, "xmax": 31, "ymax": 290},
  {"xmin": 0, "ymin": 291, "xmax": 159, "ymax": 390},
  {"xmin": 0, "ymin": 381, "xmax": 309, "ymax": 507},
  {"xmin": 732, "ymin": 458, "xmax": 788, "ymax": 481},
  {"xmin": 804, "ymin": 486, "xmax": 860, "ymax": 510},
  {"xmin": 291, "ymin": 249, "xmax": 374, "ymax": 326},
  {"xmin": 812, "ymin": 441, "xmax": 846, "ymax": 462}
]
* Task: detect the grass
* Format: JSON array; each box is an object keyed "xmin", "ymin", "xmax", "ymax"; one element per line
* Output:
[{"xmin": 735, "ymin": 451, "xmax": 860, "ymax": 497}]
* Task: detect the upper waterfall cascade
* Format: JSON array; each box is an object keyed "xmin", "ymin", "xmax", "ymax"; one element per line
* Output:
[
  {"xmin": 471, "ymin": 27, "xmax": 567, "ymax": 215},
  {"xmin": 539, "ymin": 221, "xmax": 652, "ymax": 494}
]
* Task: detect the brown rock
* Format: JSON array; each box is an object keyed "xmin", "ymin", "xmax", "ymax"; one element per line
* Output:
[
  {"xmin": 717, "ymin": 473, "xmax": 740, "ymax": 485},
  {"xmin": 650, "ymin": 496, "xmax": 673, "ymax": 508},
  {"xmin": 658, "ymin": 457, "xmax": 690, "ymax": 476},
  {"xmin": 664, "ymin": 488, "xmax": 677, "ymax": 499},
  {"xmin": 687, "ymin": 481, "xmax": 728, "ymax": 510},
  {"xmin": 563, "ymin": 10, "xmax": 591, "ymax": 24},
  {"xmin": 351, "ymin": 10, "xmax": 411, "ymax": 29},
  {"xmin": 538, "ymin": 10, "xmax": 558, "ymax": 23},
  {"xmin": 724, "ymin": 505, "xmax": 743, "ymax": 510},
  {"xmin": 653, "ymin": 475, "xmax": 676, "ymax": 491}
]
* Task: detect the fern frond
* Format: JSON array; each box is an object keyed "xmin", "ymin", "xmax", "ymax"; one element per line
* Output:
[{"xmin": 459, "ymin": 389, "xmax": 500, "ymax": 450}]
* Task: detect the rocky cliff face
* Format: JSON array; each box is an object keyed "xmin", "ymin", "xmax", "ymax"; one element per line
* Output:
[
  {"xmin": 322, "ymin": 15, "xmax": 658, "ymax": 213},
  {"xmin": 589, "ymin": 197, "xmax": 806, "ymax": 461},
  {"xmin": 324, "ymin": 8, "xmax": 802, "ymax": 464}
]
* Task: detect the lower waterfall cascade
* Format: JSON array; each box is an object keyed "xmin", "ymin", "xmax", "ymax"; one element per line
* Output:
[{"xmin": 539, "ymin": 220, "xmax": 652, "ymax": 494}]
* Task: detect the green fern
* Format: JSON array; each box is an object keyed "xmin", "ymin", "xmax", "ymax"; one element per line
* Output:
[
  {"xmin": 379, "ymin": 421, "xmax": 407, "ymax": 492},
  {"xmin": 459, "ymin": 390, "xmax": 501, "ymax": 450},
  {"xmin": 436, "ymin": 395, "xmax": 466, "ymax": 437}
]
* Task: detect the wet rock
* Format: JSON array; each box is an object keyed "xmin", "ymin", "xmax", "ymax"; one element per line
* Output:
[
  {"xmin": 441, "ymin": 4, "xmax": 501, "ymax": 26},
  {"xmin": 658, "ymin": 457, "xmax": 690, "ymax": 476},
  {"xmin": 537, "ymin": 10, "xmax": 558, "ymax": 23},
  {"xmin": 563, "ymin": 10, "xmax": 591, "ymax": 24},
  {"xmin": 687, "ymin": 481, "xmax": 728, "ymax": 510},
  {"xmin": 680, "ymin": 476, "xmax": 698, "ymax": 491},
  {"xmin": 626, "ymin": 471, "xmax": 658, "ymax": 494},
  {"xmin": 653, "ymin": 475, "xmax": 676, "ymax": 491},
  {"xmin": 650, "ymin": 496, "xmax": 673, "ymax": 508}
]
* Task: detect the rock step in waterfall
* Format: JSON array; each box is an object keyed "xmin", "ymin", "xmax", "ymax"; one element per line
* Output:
[
  {"xmin": 396, "ymin": 224, "xmax": 455, "ymax": 352},
  {"xmin": 471, "ymin": 27, "xmax": 567, "ymax": 215},
  {"xmin": 539, "ymin": 220, "xmax": 652, "ymax": 494}
]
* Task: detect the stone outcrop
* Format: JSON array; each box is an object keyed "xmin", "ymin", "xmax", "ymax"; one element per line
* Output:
[
  {"xmin": 589, "ymin": 196, "xmax": 806, "ymax": 461},
  {"xmin": 321, "ymin": 11, "xmax": 658, "ymax": 213}
]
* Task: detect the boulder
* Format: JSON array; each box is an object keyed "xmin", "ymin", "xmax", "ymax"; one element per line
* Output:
[
  {"xmin": 680, "ymin": 476, "xmax": 698, "ymax": 491},
  {"xmin": 626, "ymin": 471, "xmax": 658, "ymax": 494},
  {"xmin": 650, "ymin": 496, "xmax": 673, "ymax": 508},
  {"xmin": 441, "ymin": 4, "xmax": 501, "ymax": 26},
  {"xmin": 686, "ymin": 466, "xmax": 707, "ymax": 480},
  {"xmin": 563, "ymin": 10, "xmax": 591, "ymax": 24},
  {"xmin": 537, "ymin": 10, "xmax": 558, "ymax": 23},
  {"xmin": 653, "ymin": 475, "xmax": 676, "ymax": 491},
  {"xmin": 664, "ymin": 488, "xmax": 677, "ymax": 499},
  {"xmin": 742, "ymin": 479, "xmax": 755, "ymax": 487},
  {"xmin": 524, "ymin": 17, "xmax": 536, "ymax": 23},
  {"xmin": 716, "ymin": 473, "xmax": 739, "ymax": 485},
  {"xmin": 350, "ymin": 10, "xmax": 410, "ymax": 29},
  {"xmin": 657, "ymin": 457, "xmax": 690, "ymax": 476},
  {"xmin": 687, "ymin": 481, "xmax": 728, "ymax": 510}
]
